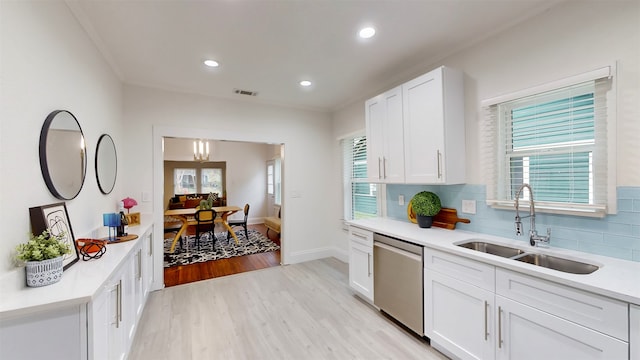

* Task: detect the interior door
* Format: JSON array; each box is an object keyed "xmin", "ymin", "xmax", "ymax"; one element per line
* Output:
[{"xmin": 266, "ymin": 160, "xmax": 276, "ymax": 216}]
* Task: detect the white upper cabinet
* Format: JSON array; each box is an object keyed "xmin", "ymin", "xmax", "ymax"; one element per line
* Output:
[
  {"xmin": 403, "ymin": 66, "xmax": 465, "ymax": 184},
  {"xmin": 365, "ymin": 66, "xmax": 465, "ymax": 184},
  {"xmin": 365, "ymin": 86, "xmax": 405, "ymax": 183}
]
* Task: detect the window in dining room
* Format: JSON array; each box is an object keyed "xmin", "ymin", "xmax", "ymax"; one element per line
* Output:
[
  {"xmin": 174, "ymin": 168, "xmax": 196, "ymax": 194},
  {"xmin": 201, "ymin": 168, "xmax": 223, "ymax": 195}
]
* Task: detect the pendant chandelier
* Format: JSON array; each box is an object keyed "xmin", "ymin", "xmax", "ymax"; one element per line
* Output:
[{"xmin": 193, "ymin": 140, "xmax": 210, "ymax": 162}]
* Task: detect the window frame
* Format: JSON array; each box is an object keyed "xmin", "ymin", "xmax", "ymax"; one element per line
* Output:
[
  {"xmin": 342, "ymin": 133, "xmax": 380, "ymax": 220},
  {"xmin": 481, "ymin": 66, "xmax": 616, "ymax": 217}
]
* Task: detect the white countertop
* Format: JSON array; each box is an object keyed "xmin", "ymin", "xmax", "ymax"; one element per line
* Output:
[
  {"xmin": 0, "ymin": 216, "xmax": 153, "ymax": 320},
  {"xmin": 349, "ymin": 217, "xmax": 640, "ymax": 305}
]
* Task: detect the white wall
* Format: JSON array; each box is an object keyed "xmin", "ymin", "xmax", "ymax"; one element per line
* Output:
[
  {"xmin": 0, "ymin": 2, "xmax": 123, "ymax": 273},
  {"xmin": 121, "ymin": 85, "xmax": 341, "ymax": 264},
  {"xmin": 331, "ymin": 1, "xmax": 640, "ymax": 252}
]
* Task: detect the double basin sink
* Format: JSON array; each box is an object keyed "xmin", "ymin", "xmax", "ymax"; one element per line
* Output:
[{"xmin": 457, "ymin": 240, "xmax": 599, "ymax": 274}]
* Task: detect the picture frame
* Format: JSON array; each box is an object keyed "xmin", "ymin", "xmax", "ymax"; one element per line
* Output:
[
  {"xmin": 29, "ymin": 202, "xmax": 80, "ymax": 270},
  {"xmin": 125, "ymin": 212, "xmax": 141, "ymax": 226}
]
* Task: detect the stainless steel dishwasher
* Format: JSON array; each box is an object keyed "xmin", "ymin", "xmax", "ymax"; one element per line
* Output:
[{"xmin": 373, "ymin": 233, "xmax": 424, "ymax": 336}]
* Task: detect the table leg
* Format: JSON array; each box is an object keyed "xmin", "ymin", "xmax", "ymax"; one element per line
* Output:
[
  {"xmin": 223, "ymin": 221, "xmax": 239, "ymax": 244},
  {"xmin": 169, "ymin": 217, "xmax": 188, "ymax": 253},
  {"xmin": 219, "ymin": 210, "xmax": 239, "ymax": 244}
]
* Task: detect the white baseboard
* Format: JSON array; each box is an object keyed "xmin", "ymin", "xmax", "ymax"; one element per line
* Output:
[{"xmin": 287, "ymin": 246, "xmax": 348, "ymax": 264}]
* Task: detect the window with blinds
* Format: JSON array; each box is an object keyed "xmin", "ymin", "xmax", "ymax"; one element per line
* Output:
[
  {"xmin": 342, "ymin": 135, "xmax": 378, "ymax": 220},
  {"xmin": 481, "ymin": 67, "xmax": 613, "ymax": 216}
]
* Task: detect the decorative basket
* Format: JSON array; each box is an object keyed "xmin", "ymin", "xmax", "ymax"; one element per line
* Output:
[{"xmin": 25, "ymin": 256, "xmax": 64, "ymax": 287}]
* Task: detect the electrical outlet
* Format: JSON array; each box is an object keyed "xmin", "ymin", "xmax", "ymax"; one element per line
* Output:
[
  {"xmin": 462, "ymin": 200, "xmax": 476, "ymax": 214},
  {"xmin": 398, "ymin": 195, "xmax": 405, "ymax": 206}
]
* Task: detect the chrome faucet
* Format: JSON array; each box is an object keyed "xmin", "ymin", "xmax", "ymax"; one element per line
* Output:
[{"xmin": 514, "ymin": 184, "xmax": 551, "ymax": 247}]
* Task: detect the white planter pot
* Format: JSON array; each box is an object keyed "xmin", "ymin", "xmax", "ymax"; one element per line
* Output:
[{"xmin": 25, "ymin": 256, "xmax": 64, "ymax": 287}]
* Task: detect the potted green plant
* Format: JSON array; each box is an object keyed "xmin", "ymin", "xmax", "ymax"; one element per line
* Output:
[
  {"xmin": 15, "ymin": 230, "xmax": 71, "ymax": 287},
  {"xmin": 411, "ymin": 191, "xmax": 442, "ymax": 228}
]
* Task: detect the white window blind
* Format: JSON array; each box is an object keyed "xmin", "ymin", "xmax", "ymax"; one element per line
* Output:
[
  {"xmin": 482, "ymin": 72, "xmax": 613, "ymax": 216},
  {"xmin": 342, "ymin": 135, "xmax": 378, "ymax": 220}
]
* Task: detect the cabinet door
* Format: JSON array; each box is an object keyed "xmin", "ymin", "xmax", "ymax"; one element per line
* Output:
[
  {"xmin": 631, "ymin": 304, "xmax": 640, "ymax": 360},
  {"xmin": 134, "ymin": 247, "xmax": 144, "ymax": 320},
  {"xmin": 107, "ymin": 277, "xmax": 126, "ymax": 360},
  {"xmin": 349, "ymin": 241, "xmax": 373, "ymax": 301},
  {"xmin": 365, "ymin": 87, "xmax": 404, "ymax": 183},
  {"xmin": 403, "ymin": 69, "xmax": 445, "ymax": 184},
  {"xmin": 143, "ymin": 231, "xmax": 154, "ymax": 299},
  {"xmin": 381, "ymin": 87, "xmax": 404, "ymax": 182},
  {"xmin": 425, "ymin": 270, "xmax": 494, "ymax": 360},
  {"xmin": 495, "ymin": 296, "xmax": 628, "ymax": 360},
  {"xmin": 122, "ymin": 250, "xmax": 139, "ymax": 347},
  {"xmin": 365, "ymin": 94, "xmax": 385, "ymax": 181}
]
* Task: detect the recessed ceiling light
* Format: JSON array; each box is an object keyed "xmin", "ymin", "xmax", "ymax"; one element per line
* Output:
[
  {"xmin": 300, "ymin": 80, "xmax": 312, "ymax": 87},
  {"xmin": 204, "ymin": 59, "xmax": 219, "ymax": 67},
  {"xmin": 359, "ymin": 27, "xmax": 376, "ymax": 39}
]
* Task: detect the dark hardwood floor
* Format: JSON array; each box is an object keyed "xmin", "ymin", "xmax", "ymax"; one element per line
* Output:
[{"xmin": 163, "ymin": 223, "xmax": 281, "ymax": 287}]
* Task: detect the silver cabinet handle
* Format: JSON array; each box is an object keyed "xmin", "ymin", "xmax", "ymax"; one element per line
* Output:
[
  {"xmin": 148, "ymin": 234, "xmax": 153, "ymax": 256},
  {"xmin": 437, "ymin": 150, "xmax": 442, "ymax": 179},
  {"xmin": 367, "ymin": 253, "xmax": 372, "ymax": 277},
  {"xmin": 383, "ymin": 157, "xmax": 387, "ymax": 179},
  {"xmin": 352, "ymin": 232, "xmax": 368, "ymax": 240},
  {"xmin": 498, "ymin": 306, "xmax": 503, "ymax": 348},
  {"xmin": 378, "ymin": 157, "xmax": 382, "ymax": 179},
  {"xmin": 138, "ymin": 250, "xmax": 142, "ymax": 280},
  {"xmin": 116, "ymin": 279, "xmax": 122, "ymax": 328},
  {"xmin": 484, "ymin": 301, "xmax": 489, "ymax": 340}
]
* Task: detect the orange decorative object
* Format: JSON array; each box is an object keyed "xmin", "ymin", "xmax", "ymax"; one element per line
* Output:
[
  {"xmin": 407, "ymin": 200, "xmax": 417, "ymax": 224},
  {"xmin": 76, "ymin": 238, "xmax": 107, "ymax": 260}
]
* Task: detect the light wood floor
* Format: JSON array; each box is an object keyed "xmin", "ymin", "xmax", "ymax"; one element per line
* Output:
[{"xmin": 129, "ymin": 258, "xmax": 447, "ymax": 360}]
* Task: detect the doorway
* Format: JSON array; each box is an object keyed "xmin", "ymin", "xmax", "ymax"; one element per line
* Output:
[{"xmin": 153, "ymin": 130, "xmax": 286, "ymax": 289}]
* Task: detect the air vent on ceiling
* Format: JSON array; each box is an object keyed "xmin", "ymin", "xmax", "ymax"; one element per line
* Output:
[{"xmin": 233, "ymin": 89, "xmax": 258, "ymax": 96}]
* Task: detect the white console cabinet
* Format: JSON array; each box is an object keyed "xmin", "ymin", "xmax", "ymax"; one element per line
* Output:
[
  {"xmin": 0, "ymin": 220, "xmax": 153, "ymax": 360},
  {"xmin": 348, "ymin": 226, "xmax": 374, "ymax": 302}
]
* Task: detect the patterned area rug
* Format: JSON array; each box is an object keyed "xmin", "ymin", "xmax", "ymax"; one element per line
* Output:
[{"xmin": 164, "ymin": 229, "xmax": 280, "ymax": 268}]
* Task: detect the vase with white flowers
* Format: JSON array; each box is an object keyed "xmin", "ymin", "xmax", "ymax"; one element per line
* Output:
[{"xmin": 15, "ymin": 230, "xmax": 71, "ymax": 287}]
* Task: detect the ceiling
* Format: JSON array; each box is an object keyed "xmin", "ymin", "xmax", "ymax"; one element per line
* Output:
[{"xmin": 67, "ymin": 0, "xmax": 562, "ymax": 113}]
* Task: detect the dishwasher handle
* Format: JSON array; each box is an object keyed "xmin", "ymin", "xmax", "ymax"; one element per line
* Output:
[{"xmin": 374, "ymin": 241, "xmax": 422, "ymax": 262}]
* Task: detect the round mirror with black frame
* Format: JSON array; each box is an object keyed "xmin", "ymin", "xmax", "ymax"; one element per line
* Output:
[
  {"xmin": 39, "ymin": 110, "xmax": 87, "ymax": 200},
  {"xmin": 95, "ymin": 134, "xmax": 117, "ymax": 194}
]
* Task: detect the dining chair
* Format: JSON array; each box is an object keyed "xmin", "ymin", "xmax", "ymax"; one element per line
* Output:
[
  {"xmin": 195, "ymin": 209, "xmax": 217, "ymax": 250},
  {"xmin": 227, "ymin": 203, "xmax": 250, "ymax": 241}
]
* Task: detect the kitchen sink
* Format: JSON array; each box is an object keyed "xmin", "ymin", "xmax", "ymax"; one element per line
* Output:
[
  {"xmin": 456, "ymin": 240, "xmax": 599, "ymax": 274},
  {"xmin": 457, "ymin": 241, "xmax": 526, "ymax": 258},
  {"xmin": 514, "ymin": 253, "xmax": 599, "ymax": 274}
]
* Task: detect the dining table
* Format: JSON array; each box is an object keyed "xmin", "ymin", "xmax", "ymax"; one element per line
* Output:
[{"xmin": 164, "ymin": 205, "xmax": 242, "ymax": 253}]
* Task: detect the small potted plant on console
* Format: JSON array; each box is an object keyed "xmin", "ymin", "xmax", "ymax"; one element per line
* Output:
[
  {"xmin": 411, "ymin": 191, "xmax": 442, "ymax": 228},
  {"xmin": 15, "ymin": 230, "xmax": 71, "ymax": 287}
]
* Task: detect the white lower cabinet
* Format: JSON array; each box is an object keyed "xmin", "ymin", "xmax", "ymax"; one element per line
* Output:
[
  {"xmin": 424, "ymin": 248, "xmax": 630, "ymax": 360},
  {"xmin": 631, "ymin": 304, "xmax": 640, "ymax": 360},
  {"xmin": 425, "ymin": 270, "xmax": 494, "ymax": 360},
  {"xmin": 495, "ymin": 295, "xmax": 628, "ymax": 360},
  {"xmin": 348, "ymin": 226, "xmax": 374, "ymax": 302}
]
